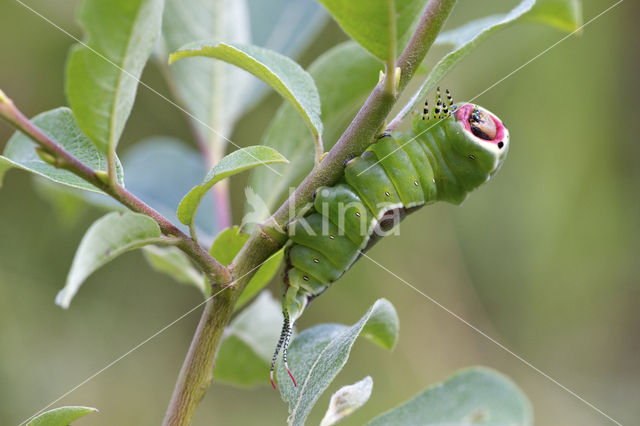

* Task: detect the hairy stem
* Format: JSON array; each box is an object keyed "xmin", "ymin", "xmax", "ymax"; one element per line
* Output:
[
  {"xmin": 107, "ymin": 152, "xmax": 118, "ymax": 186},
  {"xmin": 3, "ymin": 0, "xmax": 457, "ymax": 424},
  {"xmin": 164, "ymin": 1, "xmax": 458, "ymax": 424},
  {"xmin": 0, "ymin": 92, "xmax": 230, "ymax": 284},
  {"xmin": 385, "ymin": 0, "xmax": 398, "ymax": 97},
  {"xmin": 156, "ymin": 42, "xmax": 232, "ymax": 232},
  {"xmin": 313, "ymin": 134, "xmax": 324, "ymax": 166},
  {"xmin": 163, "ymin": 291, "xmax": 235, "ymax": 426},
  {"xmin": 211, "ymin": 177, "xmax": 232, "ymax": 229},
  {"xmin": 270, "ymin": 0, "xmax": 456, "ymax": 227},
  {"xmin": 387, "ymin": 0, "xmax": 457, "ymax": 129},
  {"xmin": 163, "ymin": 227, "xmax": 282, "ymax": 425},
  {"xmin": 206, "ymin": 0, "xmax": 233, "ymax": 231}
]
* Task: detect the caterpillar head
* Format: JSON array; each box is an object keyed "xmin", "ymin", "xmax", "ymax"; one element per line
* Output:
[
  {"xmin": 413, "ymin": 96, "xmax": 510, "ymax": 204},
  {"xmin": 451, "ymin": 102, "xmax": 509, "ymax": 176},
  {"xmin": 437, "ymin": 102, "xmax": 509, "ymax": 203}
]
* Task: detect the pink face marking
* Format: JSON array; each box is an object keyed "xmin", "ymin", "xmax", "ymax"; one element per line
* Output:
[{"xmin": 456, "ymin": 103, "xmax": 506, "ymax": 148}]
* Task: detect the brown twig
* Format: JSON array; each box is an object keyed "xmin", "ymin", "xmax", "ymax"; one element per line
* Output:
[
  {"xmin": 0, "ymin": 90, "xmax": 230, "ymax": 284},
  {"xmin": 164, "ymin": 1, "xmax": 457, "ymax": 423},
  {"xmin": 1, "ymin": 1, "xmax": 457, "ymax": 423}
]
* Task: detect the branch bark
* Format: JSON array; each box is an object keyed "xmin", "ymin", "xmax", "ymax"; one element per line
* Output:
[
  {"xmin": 164, "ymin": 1, "xmax": 457, "ymax": 424},
  {"xmin": 1, "ymin": 1, "xmax": 457, "ymax": 424},
  {"xmin": 270, "ymin": 0, "xmax": 457, "ymax": 229},
  {"xmin": 0, "ymin": 91, "xmax": 230, "ymax": 284},
  {"xmin": 162, "ymin": 292, "xmax": 235, "ymax": 426},
  {"xmin": 164, "ymin": 0, "xmax": 458, "ymax": 423}
]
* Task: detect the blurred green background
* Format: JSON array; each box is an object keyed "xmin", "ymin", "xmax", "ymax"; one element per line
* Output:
[{"xmin": 1, "ymin": 0, "xmax": 638, "ymax": 425}]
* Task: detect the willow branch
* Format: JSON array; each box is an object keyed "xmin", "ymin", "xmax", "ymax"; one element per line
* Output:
[
  {"xmin": 385, "ymin": 0, "xmax": 398, "ymax": 97},
  {"xmin": 229, "ymin": 0, "xmax": 459, "ymax": 304},
  {"xmin": 0, "ymin": 91, "xmax": 230, "ymax": 284},
  {"xmin": 225, "ymin": 0, "xmax": 460, "ymax": 350},
  {"xmin": 267, "ymin": 0, "xmax": 457, "ymax": 230},
  {"xmin": 2, "ymin": 0, "xmax": 459, "ymax": 424}
]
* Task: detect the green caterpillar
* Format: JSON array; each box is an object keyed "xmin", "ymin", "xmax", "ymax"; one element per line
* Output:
[{"xmin": 270, "ymin": 90, "xmax": 510, "ymax": 388}]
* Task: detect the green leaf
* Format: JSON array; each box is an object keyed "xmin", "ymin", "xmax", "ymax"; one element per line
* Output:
[
  {"xmin": 367, "ymin": 367, "xmax": 533, "ymax": 426},
  {"xmin": 320, "ymin": 376, "xmax": 373, "ymax": 426},
  {"xmin": 56, "ymin": 211, "xmax": 163, "ymax": 308},
  {"xmin": 141, "ymin": 245, "xmax": 206, "ymax": 296},
  {"xmin": 209, "ymin": 226, "xmax": 250, "ymax": 266},
  {"xmin": 278, "ymin": 299, "xmax": 399, "ymax": 426},
  {"xmin": 213, "ymin": 291, "xmax": 283, "ymax": 387},
  {"xmin": 247, "ymin": 41, "xmax": 381, "ymax": 218},
  {"xmin": 315, "ymin": 0, "xmax": 428, "ymax": 61},
  {"xmin": 235, "ymin": 248, "xmax": 284, "ymax": 310},
  {"xmin": 526, "ymin": 0, "xmax": 582, "ymax": 32},
  {"xmin": 66, "ymin": 0, "xmax": 164, "ymax": 153},
  {"xmin": 170, "ymin": 41, "xmax": 323, "ymax": 143},
  {"xmin": 399, "ymin": 0, "xmax": 582, "ymax": 121},
  {"xmin": 30, "ymin": 138, "xmax": 204, "ymax": 236},
  {"xmin": 159, "ymin": 0, "xmax": 253, "ymax": 146},
  {"xmin": 159, "ymin": 0, "xmax": 326, "ymax": 150},
  {"xmin": 29, "ymin": 406, "xmax": 98, "ymax": 426},
  {"xmin": 122, "ymin": 137, "xmax": 216, "ymax": 238},
  {"xmin": 0, "ymin": 108, "xmax": 123, "ymax": 192},
  {"xmin": 177, "ymin": 146, "xmax": 288, "ymax": 227},
  {"xmin": 208, "ymin": 227, "xmax": 283, "ymax": 308}
]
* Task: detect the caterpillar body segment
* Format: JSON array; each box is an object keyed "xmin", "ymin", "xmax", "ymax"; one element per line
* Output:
[{"xmin": 270, "ymin": 101, "xmax": 510, "ymax": 388}]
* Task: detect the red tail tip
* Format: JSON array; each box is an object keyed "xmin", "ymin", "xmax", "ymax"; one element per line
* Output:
[
  {"xmin": 286, "ymin": 367, "xmax": 297, "ymax": 387},
  {"xmin": 270, "ymin": 371, "xmax": 277, "ymax": 389}
]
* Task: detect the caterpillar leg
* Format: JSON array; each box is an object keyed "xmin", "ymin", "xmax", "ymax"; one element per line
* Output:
[{"xmin": 269, "ymin": 98, "xmax": 511, "ymax": 389}]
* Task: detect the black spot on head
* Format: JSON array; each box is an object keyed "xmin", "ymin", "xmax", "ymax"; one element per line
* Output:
[
  {"xmin": 469, "ymin": 108, "xmax": 496, "ymax": 140},
  {"xmin": 471, "ymin": 125, "xmax": 491, "ymax": 140},
  {"xmin": 498, "ymin": 141, "xmax": 504, "ymax": 149}
]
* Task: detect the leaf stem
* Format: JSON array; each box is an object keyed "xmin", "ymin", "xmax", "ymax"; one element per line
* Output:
[
  {"xmin": 206, "ymin": 0, "xmax": 233, "ymax": 231},
  {"xmin": 163, "ymin": 291, "xmax": 235, "ymax": 426},
  {"xmin": 106, "ymin": 147, "xmax": 118, "ymax": 188},
  {"xmin": 0, "ymin": 92, "xmax": 230, "ymax": 285},
  {"xmin": 267, "ymin": 0, "xmax": 457, "ymax": 229},
  {"xmin": 387, "ymin": 0, "xmax": 457, "ymax": 129},
  {"xmin": 188, "ymin": 223, "xmax": 199, "ymax": 246},
  {"xmin": 156, "ymin": 42, "xmax": 232, "ymax": 231},
  {"xmin": 313, "ymin": 134, "xmax": 324, "ymax": 166},
  {"xmin": 211, "ymin": 178, "xmax": 232, "ymax": 230},
  {"xmin": 5, "ymin": 1, "xmax": 457, "ymax": 424},
  {"xmin": 164, "ymin": 2, "xmax": 459, "ymax": 424},
  {"xmin": 385, "ymin": 0, "xmax": 398, "ymax": 97}
]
